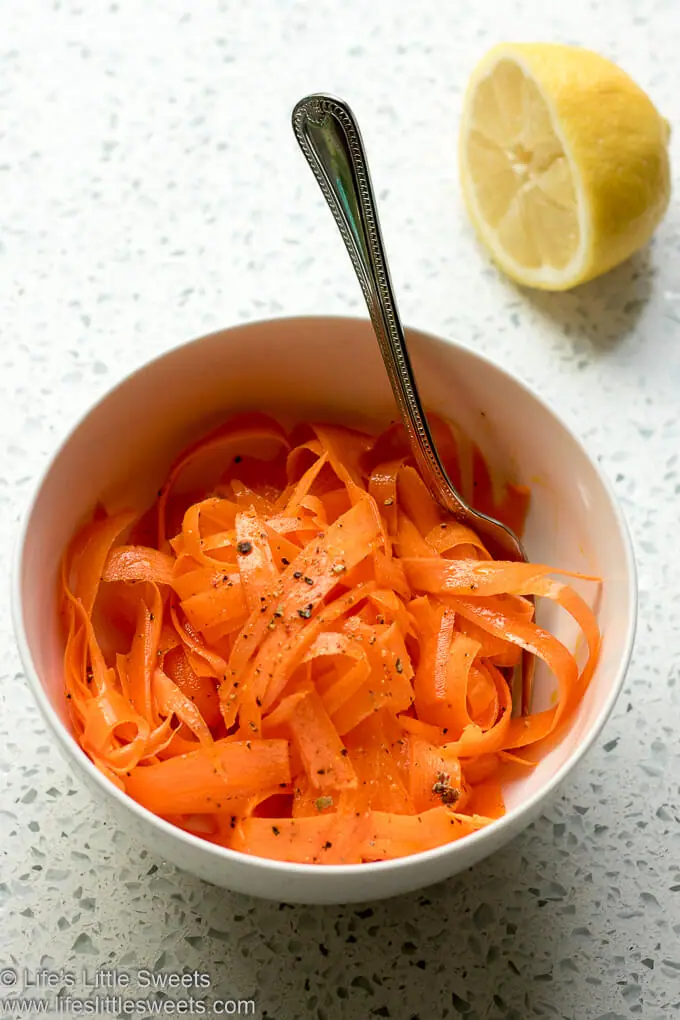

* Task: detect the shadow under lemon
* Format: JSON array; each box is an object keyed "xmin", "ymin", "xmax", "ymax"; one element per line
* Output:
[{"xmin": 516, "ymin": 247, "xmax": 655, "ymax": 355}]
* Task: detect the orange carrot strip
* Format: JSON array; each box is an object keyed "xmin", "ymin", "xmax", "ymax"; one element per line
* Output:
[
  {"xmin": 425, "ymin": 521, "xmax": 491, "ymax": 560},
  {"xmin": 234, "ymin": 510, "xmax": 279, "ymax": 613},
  {"xmin": 60, "ymin": 411, "xmax": 602, "ymax": 866},
  {"xmin": 286, "ymin": 690, "xmax": 357, "ymax": 792},
  {"xmin": 397, "ymin": 715, "xmax": 443, "ymax": 744},
  {"xmin": 81, "ymin": 690, "xmax": 150, "ymax": 770},
  {"xmin": 368, "ymin": 459, "xmax": 402, "ymax": 536},
  {"xmin": 330, "ymin": 621, "xmax": 414, "ymax": 735},
  {"xmin": 285, "ymin": 451, "xmax": 329, "ymax": 515},
  {"xmin": 403, "ymin": 557, "xmax": 598, "ymax": 598},
  {"xmin": 157, "ymin": 413, "xmax": 288, "ymax": 547},
  {"xmin": 170, "ymin": 565, "xmax": 229, "ymax": 600},
  {"xmin": 403, "ymin": 736, "xmax": 464, "ymax": 813},
  {"xmin": 171, "ymin": 606, "xmax": 228, "ymax": 679},
  {"xmin": 220, "ymin": 500, "xmax": 381, "ymax": 725},
  {"xmin": 448, "ymin": 596, "xmax": 578, "ymax": 746},
  {"xmin": 261, "ymin": 692, "xmax": 309, "ymax": 736},
  {"xmin": 440, "ymin": 656, "xmax": 512, "ymax": 758},
  {"xmin": 344, "ymin": 712, "xmax": 414, "ymax": 814},
  {"xmin": 126, "ymin": 739, "xmax": 290, "ymax": 815},
  {"xmin": 320, "ymin": 658, "xmax": 372, "ymax": 720},
  {"xmin": 66, "ymin": 510, "xmax": 136, "ymax": 615},
  {"xmin": 409, "ymin": 599, "xmax": 455, "ymax": 717},
  {"xmin": 231, "ymin": 813, "xmax": 366, "ymax": 864},
  {"xmin": 127, "ymin": 585, "xmax": 163, "ymax": 723},
  {"xmin": 361, "ymin": 807, "xmax": 491, "ymax": 860},
  {"xmin": 162, "ymin": 646, "xmax": 221, "ymax": 730},
  {"xmin": 249, "ymin": 583, "xmax": 377, "ymax": 721},
  {"xmin": 152, "ymin": 668, "xmax": 213, "ymax": 746},
  {"xmin": 181, "ymin": 583, "xmax": 248, "ymax": 639},
  {"xmin": 465, "ymin": 778, "xmax": 506, "ymax": 819},
  {"xmin": 397, "ymin": 466, "xmax": 442, "ymax": 536},
  {"xmin": 312, "ymin": 423, "xmax": 373, "ymax": 501},
  {"xmin": 292, "ymin": 774, "xmax": 338, "ymax": 817},
  {"xmin": 395, "ymin": 512, "xmax": 433, "ymax": 558},
  {"xmin": 103, "ymin": 546, "xmax": 176, "ymax": 585},
  {"xmin": 461, "ymin": 754, "xmax": 500, "ymax": 785}
]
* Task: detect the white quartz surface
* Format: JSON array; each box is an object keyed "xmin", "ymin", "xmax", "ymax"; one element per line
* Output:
[{"xmin": 1, "ymin": 1, "xmax": 679, "ymax": 1018}]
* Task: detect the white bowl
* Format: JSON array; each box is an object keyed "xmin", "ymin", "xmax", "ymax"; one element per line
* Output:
[{"xmin": 12, "ymin": 316, "xmax": 636, "ymax": 904}]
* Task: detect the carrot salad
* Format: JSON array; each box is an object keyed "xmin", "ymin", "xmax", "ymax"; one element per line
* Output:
[{"xmin": 59, "ymin": 412, "xmax": 601, "ymax": 864}]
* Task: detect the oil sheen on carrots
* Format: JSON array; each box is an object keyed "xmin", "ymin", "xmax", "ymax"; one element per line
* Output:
[{"xmin": 59, "ymin": 412, "xmax": 600, "ymax": 864}]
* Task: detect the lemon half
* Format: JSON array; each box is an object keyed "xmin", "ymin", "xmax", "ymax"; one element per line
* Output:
[{"xmin": 459, "ymin": 43, "xmax": 671, "ymax": 290}]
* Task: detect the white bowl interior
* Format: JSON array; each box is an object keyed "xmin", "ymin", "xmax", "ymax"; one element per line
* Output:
[{"xmin": 14, "ymin": 316, "xmax": 635, "ymax": 902}]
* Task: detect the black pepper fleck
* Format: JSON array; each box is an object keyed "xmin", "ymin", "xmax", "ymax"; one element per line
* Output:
[{"xmin": 432, "ymin": 772, "xmax": 460, "ymax": 806}]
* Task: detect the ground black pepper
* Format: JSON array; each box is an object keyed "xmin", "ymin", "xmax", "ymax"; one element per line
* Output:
[{"xmin": 432, "ymin": 772, "xmax": 460, "ymax": 806}]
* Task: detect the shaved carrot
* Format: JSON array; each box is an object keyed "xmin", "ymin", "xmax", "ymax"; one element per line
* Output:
[
  {"xmin": 59, "ymin": 412, "xmax": 601, "ymax": 863},
  {"xmin": 231, "ymin": 812, "xmax": 367, "ymax": 864},
  {"xmin": 103, "ymin": 546, "xmax": 176, "ymax": 585},
  {"xmin": 125, "ymin": 739, "xmax": 290, "ymax": 815},
  {"xmin": 285, "ymin": 689, "xmax": 358, "ymax": 792},
  {"xmin": 402, "ymin": 735, "xmax": 465, "ymax": 813},
  {"xmin": 362, "ymin": 807, "xmax": 491, "ymax": 860}
]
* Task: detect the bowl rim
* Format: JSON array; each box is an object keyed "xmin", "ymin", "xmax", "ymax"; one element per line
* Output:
[{"xmin": 11, "ymin": 313, "xmax": 638, "ymax": 879}]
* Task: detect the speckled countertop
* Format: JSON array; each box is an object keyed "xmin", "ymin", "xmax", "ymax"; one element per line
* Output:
[{"xmin": 1, "ymin": 1, "xmax": 679, "ymax": 1018}]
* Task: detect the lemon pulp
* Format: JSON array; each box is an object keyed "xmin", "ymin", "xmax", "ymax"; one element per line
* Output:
[{"xmin": 460, "ymin": 44, "xmax": 671, "ymax": 290}]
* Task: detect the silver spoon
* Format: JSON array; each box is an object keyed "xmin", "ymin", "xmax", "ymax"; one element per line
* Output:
[{"xmin": 292, "ymin": 93, "xmax": 533, "ymax": 713}]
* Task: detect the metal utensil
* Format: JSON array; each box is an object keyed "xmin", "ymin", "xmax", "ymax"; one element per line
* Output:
[{"xmin": 292, "ymin": 92, "xmax": 533, "ymax": 714}]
